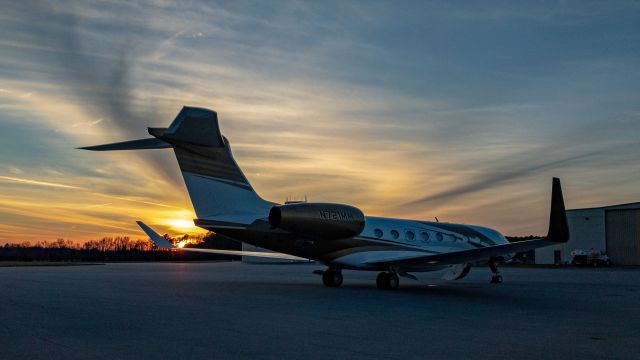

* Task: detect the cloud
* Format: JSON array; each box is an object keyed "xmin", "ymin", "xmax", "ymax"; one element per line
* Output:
[
  {"xmin": 6, "ymin": 1, "xmax": 182, "ymax": 185},
  {"xmin": 1, "ymin": 0, "xmax": 639, "ymax": 242},
  {"xmin": 70, "ymin": 118, "xmax": 103, "ymax": 128},
  {"xmin": 7, "ymin": 166, "xmax": 23, "ymax": 174}
]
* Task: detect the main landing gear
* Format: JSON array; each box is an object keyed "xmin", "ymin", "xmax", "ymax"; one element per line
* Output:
[
  {"xmin": 317, "ymin": 268, "xmax": 401, "ymax": 289},
  {"xmin": 376, "ymin": 272, "xmax": 399, "ymax": 290},
  {"xmin": 322, "ymin": 269, "xmax": 343, "ymax": 287},
  {"xmin": 489, "ymin": 260, "xmax": 503, "ymax": 284}
]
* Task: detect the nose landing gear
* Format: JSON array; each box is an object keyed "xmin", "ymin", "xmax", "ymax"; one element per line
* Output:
[{"xmin": 489, "ymin": 260, "xmax": 503, "ymax": 284}]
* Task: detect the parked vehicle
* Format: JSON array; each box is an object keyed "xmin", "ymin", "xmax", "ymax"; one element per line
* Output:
[{"xmin": 571, "ymin": 249, "xmax": 611, "ymax": 267}]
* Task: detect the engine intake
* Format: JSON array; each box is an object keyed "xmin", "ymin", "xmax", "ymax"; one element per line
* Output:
[{"xmin": 268, "ymin": 203, "xmax": 365, "ymax": 240}]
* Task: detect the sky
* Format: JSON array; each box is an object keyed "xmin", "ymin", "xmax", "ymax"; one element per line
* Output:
[{"xmin": 1, "ymin": 0, "xmax": 639, "ymax": 243}]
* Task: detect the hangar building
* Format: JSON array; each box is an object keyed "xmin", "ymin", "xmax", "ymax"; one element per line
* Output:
[{"xmin": 536, "ymin": 202, "xmax": 640, "ymax": 265}]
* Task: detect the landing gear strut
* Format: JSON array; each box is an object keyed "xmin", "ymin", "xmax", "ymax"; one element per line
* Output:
[
  {"xmin": 376, "ymin": 272, "xmax": 399, "ymax": 290},
  {"xmin": 489, "ymin": 260, "xmax": 503, "ymax": 284},
  {"xmin": 322, "ymin": 269, "xmax": 343, "ymax": 287}
]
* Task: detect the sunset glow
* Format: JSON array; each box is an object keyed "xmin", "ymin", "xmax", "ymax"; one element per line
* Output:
[
  {"xmin": 1, "ymin": 1, "xmax": 639, "ymax": 245},
  {"xmin": 165, "ymin": 218, "xmax": 201, "ymax": 234}
]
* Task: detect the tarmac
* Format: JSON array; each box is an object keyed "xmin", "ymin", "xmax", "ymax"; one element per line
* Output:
[{"xmin": 0, "ymin": 262, "xmax": 638, "ymax": 360}]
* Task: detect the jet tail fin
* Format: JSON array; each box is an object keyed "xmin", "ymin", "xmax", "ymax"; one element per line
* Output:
[{"xmin": 80, "ymin": 106, "xmax": 273, "ymax": 221}]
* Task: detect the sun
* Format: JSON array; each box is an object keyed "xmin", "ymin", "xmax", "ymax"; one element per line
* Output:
[
  {"xmin": 165, "ymin": 219, "xmax": 198, "ymax": 232},
  {"xmin": 159, "ymin": 209, "xmax": 208, "ymax": 235},
  {"xmin": 176, "ymin": 240, "xmax": 188, "ymax": 248}
]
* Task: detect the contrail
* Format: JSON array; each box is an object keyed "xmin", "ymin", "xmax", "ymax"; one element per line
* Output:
[
  {"xmin": 402, "ymin": 149, "xmax": 598, "ymax": 209},
  {"xmin": 0, "ymin": 175, "xmax": 179, "ymax": 208},
  {"xmin": 400, "ymin": 117, "xmax": 638, "ymax": 210},
  {"xmin": 91, "ymin": 193, "xmax": 180, "ymax": 209},
  {"xmin": 0, "ymin": 175, "xmax": 82, "ymax": 189}
]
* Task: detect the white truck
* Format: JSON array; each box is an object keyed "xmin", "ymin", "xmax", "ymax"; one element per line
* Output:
[{"xmin": 571, "ymin": 249, "xmax": 611, "ymax": 267}]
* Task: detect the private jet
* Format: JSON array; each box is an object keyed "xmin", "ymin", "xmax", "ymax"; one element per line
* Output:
[{"xmin": 80, "ymin": 106, "xmax": 569, "ymax": 290}]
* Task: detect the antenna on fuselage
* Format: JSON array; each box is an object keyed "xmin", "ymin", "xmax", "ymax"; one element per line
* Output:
[
  {"xmin": 284, "ymin": 195, "xmax": 308, "ymax": 205},
  {"xmin": 435, "ymin": 217, "xmax": 440, "ymax": 223}
]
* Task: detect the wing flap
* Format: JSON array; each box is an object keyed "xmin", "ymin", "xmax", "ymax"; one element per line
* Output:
[{"xmin": 180, "ymin": 247, "xmax": 306, "ymax": 261}]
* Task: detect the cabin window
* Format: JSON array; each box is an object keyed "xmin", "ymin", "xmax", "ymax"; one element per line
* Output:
[
  {"xmin": 390, "ymin": 230, "xmax": 399, "ymax": 239},
  {"xmin": 421, "ymin": 232, "xmax": 430, "ymax": 242},
  {"xmin": 374, "ymin": 229, "xmax": 383, "ymax": 238},
  {"xmin": 436, "ymin": 233, "xmax": 443, "ymax": 242},
  {"xmin": 406, "ymin": 231, "xmax": 415, "ymax": 241}
]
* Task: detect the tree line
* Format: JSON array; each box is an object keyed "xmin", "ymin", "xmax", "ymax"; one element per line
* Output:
[{"xmin": 0, "ymin": 232, "xmax": 241, "ymax": 262}]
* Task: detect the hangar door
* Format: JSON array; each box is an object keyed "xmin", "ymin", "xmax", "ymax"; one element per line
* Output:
[{"xmin": 605, "ymin": 209, "xmax": 640, "ymax": 266}]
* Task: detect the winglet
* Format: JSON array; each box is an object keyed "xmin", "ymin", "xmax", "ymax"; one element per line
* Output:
[
  {"xmin": 546, "ymin": 177, "xmax": 569, "ymax": 243},
  {"xmin": 136, "ymin": 221, "xmax": 176, "ymax": 249}
]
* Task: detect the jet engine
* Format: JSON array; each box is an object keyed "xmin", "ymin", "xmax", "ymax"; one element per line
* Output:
[{"xmin": 268, "ymin": 203, "xmax": 365, "ymax": 240}]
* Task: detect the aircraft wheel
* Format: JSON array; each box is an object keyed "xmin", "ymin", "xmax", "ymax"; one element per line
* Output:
[
  {"xmin": 322, "ymin": 270, "xmax": 343, "ymax": 287},
  {"xmin": 376, "ymin": 272, "xmax": 388, "ymax": 289},
  {"xmin": 387, "ymin": 273, "xmax": 399, "ymax": 290},
  {"xmin": 376, "ymin": 272, "xmax": 399, "ymax": 290},
  {"xmin": 490, "ymin": 275, "xmax": 503, "ymax": 284}
]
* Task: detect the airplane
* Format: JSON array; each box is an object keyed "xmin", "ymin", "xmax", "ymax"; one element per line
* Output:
[{"xmin": 80, "ymin": 106, "xmax": 569, "ymax": 290}]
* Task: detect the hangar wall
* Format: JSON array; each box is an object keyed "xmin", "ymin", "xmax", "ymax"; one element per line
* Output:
[
  {"xmin": 535, "ymin": 203, "xmax": 640, "ymax": 265},
  {"xmin": 606, "ymin": 209, "xmax": 640, "ymax": 266},
  {"xmin": 535, "ymin": 208, "xmax": 605, "ymax": 264}
]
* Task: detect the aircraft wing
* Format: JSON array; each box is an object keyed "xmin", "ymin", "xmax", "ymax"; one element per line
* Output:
[
  {"xmin": 364, "ymin": 238, "xmax": 556, "ymax": 267},
  {"xmin": 367, "ymin": 177, "xmax": 570, "ymax": 268},
  {"xmin": 136, "ymin": 221, "xmax": 307, "ymax": 261},
  {"xmin": 179, "ymin": 247, "xmax": 307, "ymax": 260}
]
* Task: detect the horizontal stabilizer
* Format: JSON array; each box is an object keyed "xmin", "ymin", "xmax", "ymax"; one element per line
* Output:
[{"xmin": 78, "ymin": 138, "xmax": 171, "ymax": 151}]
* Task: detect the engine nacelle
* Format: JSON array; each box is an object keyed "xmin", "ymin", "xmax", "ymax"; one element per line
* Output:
[{"xmin": 268, "ymin": 203, "xmax": 365, "ymax": 240}]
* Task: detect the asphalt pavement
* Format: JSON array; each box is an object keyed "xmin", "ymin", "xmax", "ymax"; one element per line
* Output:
[{"xmin": 0, "ymin": 262, "xmax": 638, "ymax": 359}]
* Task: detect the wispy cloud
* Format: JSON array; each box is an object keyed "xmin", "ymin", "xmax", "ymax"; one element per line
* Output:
[
  {"xmin": 0, "ymin": 0, "xmax": 639, "ymax": 242},
  {"xmin": 7, "ymin": 166, "xmax": 23, "ymax": 175},
  {"xmin": 70, "ymin": 118, "xmax": 103, "ymax": 128}
]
